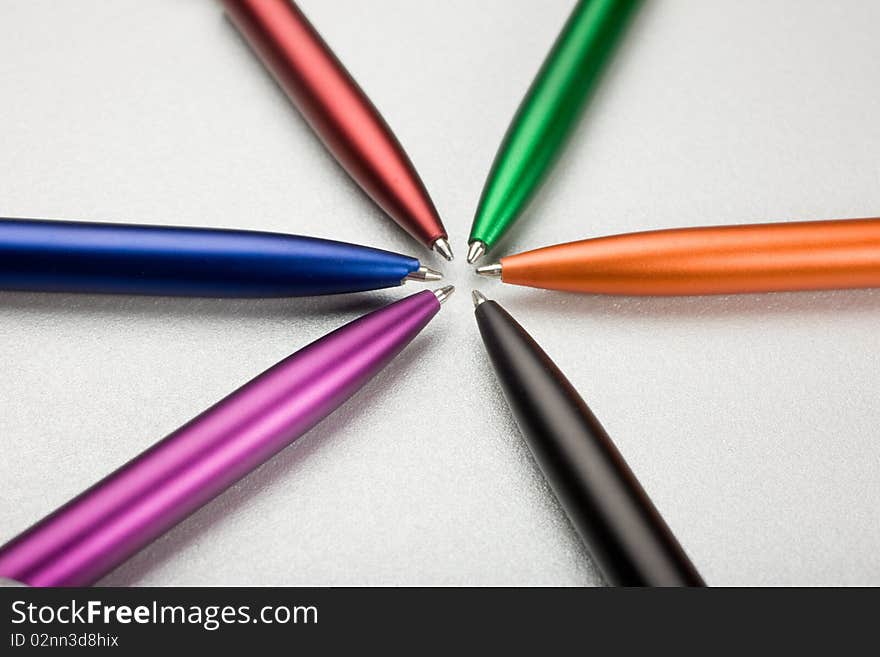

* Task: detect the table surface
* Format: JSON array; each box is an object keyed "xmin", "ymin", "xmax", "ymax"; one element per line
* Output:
[{"xmin": 1, "ymin": 0, "xmax": 878, "ymax": 586}]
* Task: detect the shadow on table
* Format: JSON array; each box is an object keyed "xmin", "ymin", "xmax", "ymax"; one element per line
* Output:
[
  {"xmin": 497, "ymin": 286, "xmax": 880, "ymax": 322},
  {"xmin": 0, "ymin": 288, "xmax": 404, "ymax": 322}
]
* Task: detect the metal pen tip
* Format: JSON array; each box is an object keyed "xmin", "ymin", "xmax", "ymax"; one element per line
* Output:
[
  {"xmin": 404, "ymin": 266, "xmax": 443, "ymax": 282},
  {"xmin": 466, "ymin": 240, "xmax": 486, "ymax": 264},
  {"xmin": 475, "ymin": 263, "xmax": 502, "ymax": 278},
  {"xmin": 432, "ymin": 237, "xmax": 454, "ymax": 261},
  {"xmin": 433, "ymin": 285, "xmax": 455, "ymax": 305},
  {"xmin": 471, "ymin": 290, "xmax": 488, "ymax": 307}
]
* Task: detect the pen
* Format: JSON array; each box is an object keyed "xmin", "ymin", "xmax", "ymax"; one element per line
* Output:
[
  {"xmin": 467, "ymin": 0, "xmax": 640, "ymax": 263},
  {"xmin": 222, "ymin": 0, "xmax": 453, "ymax": 260},
  {"xmin": 0, "ymin": 286, "xmax": 454, "ymax": 586},
  {"xmin": 472, "ymin": 290, "xmax": 703, "ymax": 586},
  {"xmin": 476, "ymin": 217, "xmax": 880, "ymax": 296},
  {"xmin": 0, "ymin": 217, "xmax": 442, "ymax": 297}
]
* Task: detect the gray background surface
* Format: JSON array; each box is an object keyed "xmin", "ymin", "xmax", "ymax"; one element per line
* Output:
[{"xmin": 0, "ymin": 0, "xmax": 878, "ymax": 586}]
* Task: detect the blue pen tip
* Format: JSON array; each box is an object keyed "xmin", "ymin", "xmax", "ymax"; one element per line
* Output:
[{"xmin": 405, "ymin": 266, "xmax": 443, "ymax": 282}]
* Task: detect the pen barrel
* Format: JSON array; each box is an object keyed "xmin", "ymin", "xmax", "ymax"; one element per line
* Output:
[
  {"xmin": 0, "ymin": 290, "xmax": 440, "ymax": 586},
  {"xmin": 0, "ymin": 218, "xmax": 418, "ymax": 297},
  {"xmin": 470, "ymin": 0, "xmax": 641, "ymax": 248},
  {"xmin": 222, "ymin": 0, "xmax": 446, "ymax": 247},
  {"xmin": 502, "ymin": 217, "xmax": 880, "ymax": 295},
  {"xmin": 475, "ymin": 301, "xmax": 703, "ymax": 586}
]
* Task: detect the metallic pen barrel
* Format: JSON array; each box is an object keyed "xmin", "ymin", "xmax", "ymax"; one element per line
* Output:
[
  {"xmin": 222, "ymin": 0, "xmax": 451, "ymax": 257},
  {"xmin": 473, "ymin": 293, "xmax": 703, "ymax": 586},
  {"xmin": 0, "ymin": 288, "xmax": 450, "ymax": 586},
  {"xmin": 0, "ymin": 218, "xmax": 440, "ymax": 297},
  {"xmin": 468, "ymin": 0, "xmax": 641, "ymax": 260},
  {"xmin": 480, "ymin": 217, "xmax": 880, "ymax": 296}
]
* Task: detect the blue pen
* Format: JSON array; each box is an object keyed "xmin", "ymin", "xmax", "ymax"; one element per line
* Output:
[{"xmin": 0, "ymin": 218, "xmax": 442, "ymax": 297}]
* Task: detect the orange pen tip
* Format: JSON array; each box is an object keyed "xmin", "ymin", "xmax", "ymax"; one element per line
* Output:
[{"xmin": 475, "ymin": 263, "xmax": 502, "ymax": 278}]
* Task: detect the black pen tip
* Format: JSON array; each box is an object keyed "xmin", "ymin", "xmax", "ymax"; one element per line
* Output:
[{"xmin": 471, "ymin": 290, "xmax": 489, "ymax": 307}]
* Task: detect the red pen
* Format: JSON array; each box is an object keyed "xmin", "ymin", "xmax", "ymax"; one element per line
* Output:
[{"xmin": 222, "ymin": 0, "xmax": 453, "ymax": 259}]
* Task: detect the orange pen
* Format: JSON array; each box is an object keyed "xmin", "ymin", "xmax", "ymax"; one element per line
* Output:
[{"xmin": 475, "ymin": 217, "xmax": 880, "ymax": 296}]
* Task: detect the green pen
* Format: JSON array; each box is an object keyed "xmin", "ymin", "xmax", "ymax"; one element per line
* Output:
[{"xmin": 467, "ymin": 0, "xmax": 641, "ymax": 263}]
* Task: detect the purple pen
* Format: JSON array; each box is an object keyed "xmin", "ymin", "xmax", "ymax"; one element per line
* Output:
[{"xmin": 0, "ymin": 286, "xmax": 453, "ymax": 587}]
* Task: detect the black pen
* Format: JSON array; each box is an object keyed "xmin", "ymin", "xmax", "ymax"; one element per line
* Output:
[{"xmin": 471, "ymin": 290, "xmax": 704, "ymax": 587}]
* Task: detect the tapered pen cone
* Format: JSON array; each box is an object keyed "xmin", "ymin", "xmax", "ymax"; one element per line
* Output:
[
  {"xmin": 432, "ymin": 238, "xmax": 454, "ymax": 261},
  {"xmin": 475, "ymin": 263, "xmax": 502, "ymax": 278},
  {"xmin": 433, "ymin": 285, "xmax": 455, "ymax": 304},
  {"xmin": 404, "ymin": 266, "xmax": 443, "ymax": 282},
  {"xmin": 467, "ymin": 241, "xmax": 486, "ymax": 264},
  {"xmin": 471, "ymin": 290, "xmax": 489, "ymax": 307}
]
